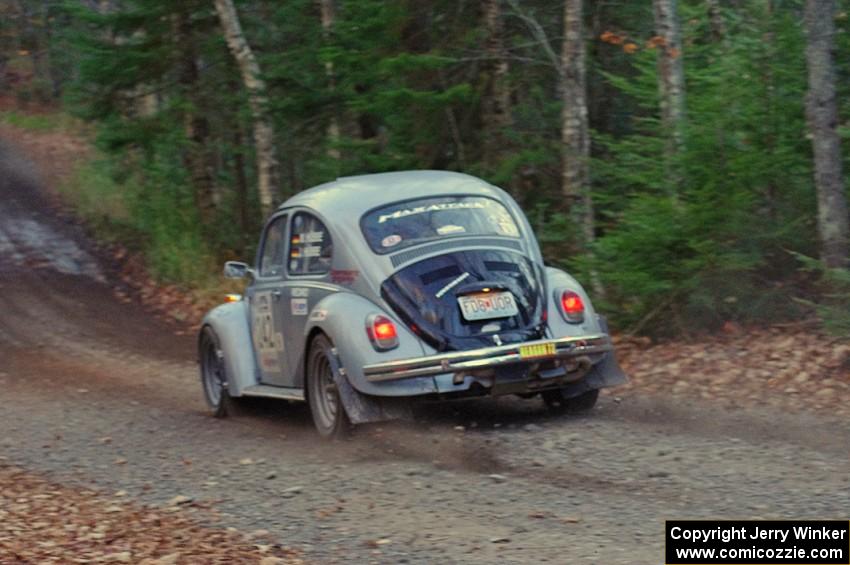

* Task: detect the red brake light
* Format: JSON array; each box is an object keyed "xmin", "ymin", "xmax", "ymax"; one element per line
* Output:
[
  {"xmin": 374, "ymin": 319, "xmax": 397, "ymax": 340},
  {"xmin": 560, "ymin": 291, "xmax": 585, "ymax": 322},
  {"xmin": 366, "ymin": 314, "xmax": 399, "ymax": 350}
]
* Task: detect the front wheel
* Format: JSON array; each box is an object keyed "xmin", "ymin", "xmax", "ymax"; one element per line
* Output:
[
  {"xmin": 307, "ymin": 334, "xmax": 351, "ymax": 439},
  {"xmin": 199, "ymin": 326, "xmax": 242, "ymax": 418},
  {"xmin": 542, "ymin": 388, "xmax": 599, "ymax": 413}
]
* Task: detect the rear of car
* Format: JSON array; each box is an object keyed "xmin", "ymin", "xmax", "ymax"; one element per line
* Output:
[{"xmin": 355, "ymin": 193, "xmax": 621, "ymax": 397}]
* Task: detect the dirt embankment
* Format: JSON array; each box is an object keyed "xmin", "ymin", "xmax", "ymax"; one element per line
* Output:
[
  {"xmin": 0, "ymin": 110, "xmax": 216, "ymax": 333},
  {"xmin": 615, "ymin": 325, "xmax": 850, "ymax": 418}
]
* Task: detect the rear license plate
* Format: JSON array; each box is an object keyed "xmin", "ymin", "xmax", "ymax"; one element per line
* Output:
[
  {"xmin": 519, "ymin": 342, "xmax": 556, "ymax": 359},
  {"xmin": 458, "ymin": 291, "xmax": 518, "ymax": 321}
]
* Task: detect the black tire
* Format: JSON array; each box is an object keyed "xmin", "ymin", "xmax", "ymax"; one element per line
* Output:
[
  {"xmin": 199, "ymin": 326, "xmax": 243, "ymax": 418},
  {"xmin": 306, "ymin": 334, "xmax": 351, "ymax": 439},
  {"xmin": 542, "ymin": 388, "xmax": 599, "ymax": 413}
]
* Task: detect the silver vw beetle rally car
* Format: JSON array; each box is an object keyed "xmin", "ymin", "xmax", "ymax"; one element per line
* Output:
[{"xmin": 199, "ymin": 171, "xmax": 626, "ymax": 437}]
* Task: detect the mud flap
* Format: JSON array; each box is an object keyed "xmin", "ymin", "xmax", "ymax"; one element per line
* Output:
[
  {"xmin": 559, "ymin": 315, "xmax": 627, "ymax": 399},
  {"xmin": 560, "ymin": 349, "xmax": 628, "ymax": 399},
  {"xmin": 327, "ymin": 348, "xmax": 414, "ymax": 425}
]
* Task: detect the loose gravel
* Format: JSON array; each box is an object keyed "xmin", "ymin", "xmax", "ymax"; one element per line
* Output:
[{"xmin": 1, "ymin": 131, "xmax": 848, "ymax": 564}]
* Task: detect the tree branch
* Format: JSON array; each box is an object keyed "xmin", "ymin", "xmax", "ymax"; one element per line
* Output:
[{"xmin": 504, "ymin": 0, "xmax": 564, "ymax": 83}]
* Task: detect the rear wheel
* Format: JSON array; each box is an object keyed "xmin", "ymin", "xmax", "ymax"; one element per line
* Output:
[
  {"xmin": 307, "ymin": 334, "xmax": 351, "ymax": 439},
  {"xmin": 199, "ymin": 326, "xmax": 242, "ymax": 418},
  {"xmin": 542, "ymin": 388, "xmax": 599, "ymax": 413}
]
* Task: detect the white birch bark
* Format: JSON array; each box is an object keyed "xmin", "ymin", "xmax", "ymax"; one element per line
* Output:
[
  {"xmin": 214, "ymin": 0, "xmax": 278, "ymax": 217},
  {"xmin": 561, "ymin": 0, "xmax": 602, "ymax": 296},
  {"xmin": 561, "ymin": 0, "xmax": 589, "ymax": 214},
  {"xmin": 653, "ymin": 0, "xmax": 686, "ymax": 196},
  {"xmin": 804, "ymin": 0, "xmax": 849, "ymax": 267},
  {"xmin": 481, "ymin": 0, "xmax": 512, "ymax": 172}
]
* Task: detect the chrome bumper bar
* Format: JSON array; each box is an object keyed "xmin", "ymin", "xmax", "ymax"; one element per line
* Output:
[{"xmin": 363, "ymin": 334, "xmax": 613, "ymax": 382}]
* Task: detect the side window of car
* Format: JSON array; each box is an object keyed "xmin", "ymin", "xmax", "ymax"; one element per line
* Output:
[
  {"xmin": 288, "ymin": 212, "xmax": 332, "ymax": 276},
  {"xmin": 259, "ymin": 215, "xmax": 288, "ymax": 277}
]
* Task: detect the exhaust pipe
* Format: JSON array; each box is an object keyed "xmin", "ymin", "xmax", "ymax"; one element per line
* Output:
[{"xmin": 562, "ymin": 355, "xmax": 592, "ymax": 382}]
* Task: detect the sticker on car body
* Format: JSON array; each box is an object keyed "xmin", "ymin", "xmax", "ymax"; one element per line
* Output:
[
  {"xmin": 291, "ymin": 231, "xmax": 324, "ymax": 245},
  {"xmin": 377, "ymin": 201, "xmax": 486, "ymax": 223},
  {"xmin": 381, "ymin": 234, "xmax": 402, "ymax": 247},
  {"xmin": 302, "ymin": 231, "xmax": 324, "ymax": 244},
  {"xmin": 437, "ymin": 224, "xmax": 466, "ymax": 235},
  {"xmin": 302, "ymin": 245, "xmax": 321, "ymax": 258},
  {"xmin": 291, "ymin": 298, "xmax": 308, "ymax": 316},
  {"xmin": 488, "ymin": 212, "xmax": 520, "ymax": 237},
  {"xmin": 331, "ymin": 269, "xmax": 359, "ymax": 285},
  {"xmin": 309, "ymin": 309, "xmax": 328, "ymax": 322},
  {"xmin": 251, "ymin": 291, "xmax": 284, "ymax": 373}
]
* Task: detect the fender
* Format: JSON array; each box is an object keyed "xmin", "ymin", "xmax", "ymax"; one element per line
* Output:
[
  {"xmin": 303, "ymin": 291, "xmax": 439, "ymax": 397},
  {"xmin": 324, "ymin": 342, "xmax": 414, "ymax": 424},
  {"xmin": 545, "ymin": 266, "xmax": 603, "ymax": 338},
  {"xmin": 200, "ymin": 301, "xmax": 259, "ymax": 397},
  {"xmin": 545, "ymin": 267, "xmax": 628, "ymax": 394}
]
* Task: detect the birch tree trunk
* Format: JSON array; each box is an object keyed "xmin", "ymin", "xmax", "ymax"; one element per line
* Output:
[
  {"xmin": 653, "ymin": 0, "xmax": 686, "ymax": 196},
  {"xmin": 804, "ymin": 0, "xmax": 849, "ymax": 268},
  {"xmin": 214, "ymin": 0, "xmax": 279, "ymax": 217},
  {"xmin": 561, "ymin": 0, "xmax": 602, "ymax": 296},
  {"xmin": 560, "ymin": 0, "xmax": 589, "ymax": 216},
  {"xmin": 481, "ymin": 0, "xmax": 512, "ymax": 174},
  {"xmin": 319, "ymin": 0, "xmax": 341, "ymax": 164}
]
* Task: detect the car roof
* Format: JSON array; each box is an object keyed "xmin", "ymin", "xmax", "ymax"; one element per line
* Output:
[{"xmin": 277, "ymin": 170, "xmax": 505, "ymax": 218}]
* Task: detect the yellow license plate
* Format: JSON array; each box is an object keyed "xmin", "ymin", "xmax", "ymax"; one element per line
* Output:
[{"xmin": 519, "ymin": 342, "xmax": 556, "ymax": 360}]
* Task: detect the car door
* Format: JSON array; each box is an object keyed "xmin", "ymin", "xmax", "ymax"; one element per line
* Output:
[
  {"xmin": 247, "ymin": 213, "xmax": 291, "ymax": 386},
  {"xmin": 280, "ymin": 210, "xmax": 335, "ymax": 388}
]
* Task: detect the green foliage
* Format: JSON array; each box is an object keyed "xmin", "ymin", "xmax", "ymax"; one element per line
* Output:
[
  {"xmin": 54, "ymin": 0, "xmax": 248, "ymax": 286},
  {"xmin": 567, "ymin": 1, "xmax": 818, "ymax": 334},
  {"xmin": 59, "ymin": 146, "xmax": 214, "ymax": 287},
  {"xmin": 59, "ymin": 159, "xmax": 131, "ymax": 231},
  {"xmin": 1, "ymin": 0, "xmax": 847, "ymax": 335},
  {"xmin": 794, "ymin": 254, "xmax": 850, "ymax": 337},
  {"xmin": 125, "ymin": 136, "xmax": 213, "ymax": 284},
  {"xmin": 0, "ymin": 109, "xmax": 75, "ymax": 131}
]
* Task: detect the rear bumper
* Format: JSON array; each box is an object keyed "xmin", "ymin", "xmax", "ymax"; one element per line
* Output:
[{"xmin": 362, "ymin": 333, "xmax": 613, "ymax": 383}]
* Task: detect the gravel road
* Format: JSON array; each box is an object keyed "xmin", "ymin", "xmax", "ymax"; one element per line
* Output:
[{"xmin": 1, "ymin": 138, "xmax": 848, "ymax": 564}]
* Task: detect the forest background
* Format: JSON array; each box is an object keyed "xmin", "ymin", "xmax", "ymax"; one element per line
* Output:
[{"xmin": 1, "ymin": 0, "xmax": 848, "ymax": 337}]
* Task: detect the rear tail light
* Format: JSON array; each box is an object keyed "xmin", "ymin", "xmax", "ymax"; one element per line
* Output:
[
  {"xmin": 366, "ymin": 313, "xmax": 399, "ymax": 351},
  {"xmin": 559, "ymin": 291, "xmax": 585, "ymax": 323}
]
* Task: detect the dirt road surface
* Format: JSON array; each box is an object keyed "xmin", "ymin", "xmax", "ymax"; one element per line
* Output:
[{"xmin": 1, "ymin": 137, "xmax": 848, "ymax": 564}]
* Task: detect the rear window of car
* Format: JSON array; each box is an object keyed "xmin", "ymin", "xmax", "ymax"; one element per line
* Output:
[
  {"xmin": 361, "ymin": 195, "xmax": 520, "ymax": 254},
  {"xmin": 288, "ymin": 212, "xmax": 332, "ymax": 275}
]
